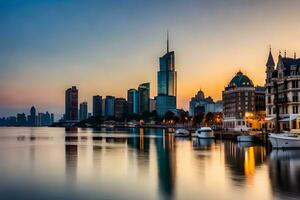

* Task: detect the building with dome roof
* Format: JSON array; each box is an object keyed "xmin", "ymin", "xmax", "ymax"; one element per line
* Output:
[
  {"xmin": 222, "ymin": 71, "xmax": 265, "ymax": 130},
  {"xmin": 189, "ymin": 90, "xmax": 222, "ymax": 116}
]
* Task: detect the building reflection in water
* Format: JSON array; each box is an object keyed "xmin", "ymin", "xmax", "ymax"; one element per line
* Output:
[
  {"xmin": 126, "ymin": 128, "xmax": 176, "ymax": 199},
  {"xmin": 155, "ymin": 129, "xmax": 176, "ymax": 199},
  {"xmin": 224, "ymin": 141, "xmax": 267, "ymax": 184},
  {"xmin": 268, "ymin": 150, "xmax": 300, "ymax": 198},
  {"xmin": 65, "ymin": 128, "xmax": 78, "ymax": 184}
]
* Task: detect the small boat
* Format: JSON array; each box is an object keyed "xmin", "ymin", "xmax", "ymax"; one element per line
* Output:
[
  {"xmin": 196, "ymin": 127, "xmax": 215, "ymax": 139},
  {"xmin": 269, "ymin": 133, "xmax": 300, "ymax": 149},
  {"xmin": 237, "ymin": 135, "xmax": 254, "ymax": 142},
  {"xmin": 174, "ymin": 129, "xmax": 190, "ymax": 137}
]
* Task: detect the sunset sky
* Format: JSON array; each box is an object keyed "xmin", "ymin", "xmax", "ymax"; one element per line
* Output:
[{"xmin": 1, "ymin": 0, "xmax": 300, "ymax": 116}]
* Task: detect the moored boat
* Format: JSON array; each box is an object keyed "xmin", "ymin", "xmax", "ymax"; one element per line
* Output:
[
  {"xmin": 268, "ymin": 133, "xmax": 300, "ymax": 149},
  {"xmin": 174, "ymin": 129, "xmax": 190, "ymax": 137},
  {"xmin": 196, "ymin": 127, "xmax": 215, "ymax": 139}
]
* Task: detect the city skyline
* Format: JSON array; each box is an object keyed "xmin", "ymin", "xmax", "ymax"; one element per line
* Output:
[{"xmin": 1, "ymin": 1, "xmax": 300, "ymax": 116}]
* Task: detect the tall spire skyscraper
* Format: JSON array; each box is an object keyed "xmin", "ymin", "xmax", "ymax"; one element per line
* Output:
[
  {"xmin": 155, "ymin": 33, "xmax": 177, "ymax": 116},
  {"xmin": 167, "ymin": 31, "xmax": 169, "ymax": 53},
  {"xmin": 157, "ymin": 33, "xmax": 177, "ymax": 96}
]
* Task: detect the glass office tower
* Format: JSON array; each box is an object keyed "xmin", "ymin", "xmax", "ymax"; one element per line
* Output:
[{"xmin": 156, "ymin": 34, "xmax": 177, "ymax": 116}]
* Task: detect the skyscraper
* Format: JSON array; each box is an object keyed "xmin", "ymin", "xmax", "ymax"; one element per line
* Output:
[
  {"xmin": 138, "ymin": 83, "xmax": 150, "ymax": 114},
  {"xmin": 50, "ymin": 113, "xmax": 54, "ymax": 124},
  {"xmin": 79, "ymin": 102, "xmax": 88, "ymax": 121},
  {"xmin": 105, "ymin": 96, "xmax": 115, "ymax": 117},
  {"xmin": 28, "ymin": 106, "xmax": 36, "ymax": 126},
  {"xmin": 127, "ymin": 89, "xmax": 139, "ymax": 114},
  {"xmin": 157, "ymin": 33, "xmax": 177, "ymax": 97},
  {"xmin": 156, "ymin": 33, "xmax": 177, "ymax": 116},
  {"xmin": 65, "ymin": 86, "xmax": 78, "ymax": 121},
  {"xmin": 93, "ymin": 95, "xmax": 102, "ymax": 117},
  {"xmin": 114, "ymin": 98, "xmax": 127, "ymax": 119}
]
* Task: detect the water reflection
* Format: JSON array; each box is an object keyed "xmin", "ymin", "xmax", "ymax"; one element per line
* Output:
[
  {"xmin": 0, "ymin": 127, "xmax": 299, "ymax": 200},
  {"xmin": 269, "ymin": 150, "xmax": 300, "ymax": 198},
  {"xmin": 192, "ymin": 138, "xmax": 214, "ymax": 150},
  {"xmin": 224, "ymin": 141, "xmax": 267, "ymax": 184}
]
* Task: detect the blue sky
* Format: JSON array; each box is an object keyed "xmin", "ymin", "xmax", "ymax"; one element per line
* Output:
[{"xmin": 1, "ymin": 0, "xmax": 300, "ymax": 116}]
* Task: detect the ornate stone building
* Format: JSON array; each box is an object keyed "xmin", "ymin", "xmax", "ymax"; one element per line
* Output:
[
  {"xmin": 223, "ymin": 71, "xmax": 265, "ymax": 130},
  {"xmin": 265, "ymin": 49, "xmax": 300, "ymax": 132}
]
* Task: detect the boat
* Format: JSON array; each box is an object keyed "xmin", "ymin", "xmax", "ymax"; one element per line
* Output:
[
  {"xmin": 174, "ymin": 129, "xmax": 190, "ymax": 137},
  {"xmin": 237, "ymin": 135, "xmax": 254, "ymax": 142},
  {"xmin": 269, "ymin": 133, "xmax": 300, "ymax": 149},
  {"xmin": 196, "ymin": 127, "xmax": 215, "ymax": 139}
]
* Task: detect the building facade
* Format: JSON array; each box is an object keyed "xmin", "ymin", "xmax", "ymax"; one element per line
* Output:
[
  {"xmin": 127, "ymin": 89, "xmax": 139, "ymax": 114},
  {"xmin": 265, "ymin": 50, "xmax": 300, "ymax": 132},
  {"xmin": 156, "ymin": 95, "xmax": 176, "ymax": 117},
  {"xmin": 155, "ymin": 34, "xmax": 177, "ymax": 116},
  {"xmin": 93, "ymin": 95, "xmax": 102, "ymax": 117},
  {"xmin": 138, "ymin": 83, "xmax": 150, "ymax": 114},
  {"xmin": 114, "ymin": 98, "xmax": 127, "ymax": 119},
  {"xmin": 79, "ymin": 102, "xmax": 88, "ymax": 121},
  {"xmin": 149, "ymin": 98, "xmax": 156, "ymax": 112},
  {"xmin": 189, "ymin": 90, "xmax": 220, "ymax": 116},
  {"xmin": 28, "ymin": 106, "xmax": 36, "ymax": 126},
  {"xmin": 223, "ymin": 71, "xmax": 265, "ymax": 130},
  {"xmin": 65, "ymin": 86, "xmax": 78, "ymax": 121},
  {"xmin": 105, "ymin": 96, "xmax": 115, "ymax": 117}
]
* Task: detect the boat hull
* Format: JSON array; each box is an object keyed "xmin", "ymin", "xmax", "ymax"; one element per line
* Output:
[
  {"xmin": 174, "ymin": 129, "xmax": 190, "ymax": 137},
  {"xmin": 196, "ymin": 132, "xmax": 215, "ymax": 139},
  {"xmin": 269, "ymin": 133, "xmax": 300, "ymax": 149},
  {"xmin": 196, "ymin": 127, "xmax": 215, "ymax": 139}
]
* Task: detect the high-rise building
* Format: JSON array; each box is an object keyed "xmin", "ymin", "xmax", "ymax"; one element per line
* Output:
[
  {"xmin": 127, "ymin": 89, "xmax": 139, "ymax": 114},
  {"xmin": 156, "ymin": 33, "xmax": 177, "ymax": 116},
  {"xmin": 36, "ymin": 112, "xmax": 51, "ymax": 126},
  {"xmin": 65, "ymin": 86, "xmax": 78, "ymax": 121},
  {"xmin": 138, "ymin": 83, "xmax": 150, "ymax": 114},
  {"xmin": 17, "ymin": 113, "xmax": 27, "ymax": 126},
  {"xmin": 93, "ymin": 95, "xmax": 102, "ymax": 117},
  {"xmin": 157, "ymin": 33, "xmax": 177, "ymax": 96},
  {"xmin": 50, "ymin": 113, "xmax": 54, "ymax": 124},
  {"xmin": 114, "ymin": 98, "xmax": 127, "ymax": 119},
  {"xmin": 105, "ymin": 96, "xmax": 115, "ymax": 117},
  {"xmin": 156, "ymin": 95, "xmax": 176, "ymax": 117},
  {"xmin": 79, "ymin": 102, "xmax": 88, "ymax": 121},
  {"xmin": 28, "ymin": 106, "xmax": 36, "ymax": 126}
]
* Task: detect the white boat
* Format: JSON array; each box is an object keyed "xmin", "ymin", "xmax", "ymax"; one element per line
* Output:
[
  {"xmin": 269, "ymin": 133, "xmax": 300, "ymax": 149},
  {"xmin": 196, "ymin": 127, "xmax": 215, "ymax": 139},
  {"xmin": 237, "ymin": 135, "xmax": 254, "ymax": 142},
  {"xmin": 174, "ymin": 129, "xmax": 190, "ymax": 137}
]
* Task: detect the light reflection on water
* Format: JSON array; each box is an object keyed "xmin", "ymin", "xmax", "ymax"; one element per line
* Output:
[{"xmin": 0, "ymin": 127, "xmax": 299, "ymax": 200}]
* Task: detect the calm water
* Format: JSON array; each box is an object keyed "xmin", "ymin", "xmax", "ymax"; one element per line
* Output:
[{"xmin": 0, "ymin": 127, "xmax": 299, "ymax": 200}]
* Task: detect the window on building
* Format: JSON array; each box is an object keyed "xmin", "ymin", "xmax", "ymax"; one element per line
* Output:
[
  {"xmin": 291, "ymin": 66, "xmax": 297, "ymax": 76},
  {"xmin": 292, "ymin": 80, "xmax": 299, "ymax": 88},
  {"xmin": 293, "ymin": 106, "xmax": 299, "ymax": 114},
  {"xmin": 268, "ymin": 107, "xmax": 272, "ymax": 115},
  {"xmin": 268, "ymin": 96, "xmax": 271, "ymax": 103},
  {"xmin": 293, "ymin": 94, "xmax": 298, "ymax": 102}
]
